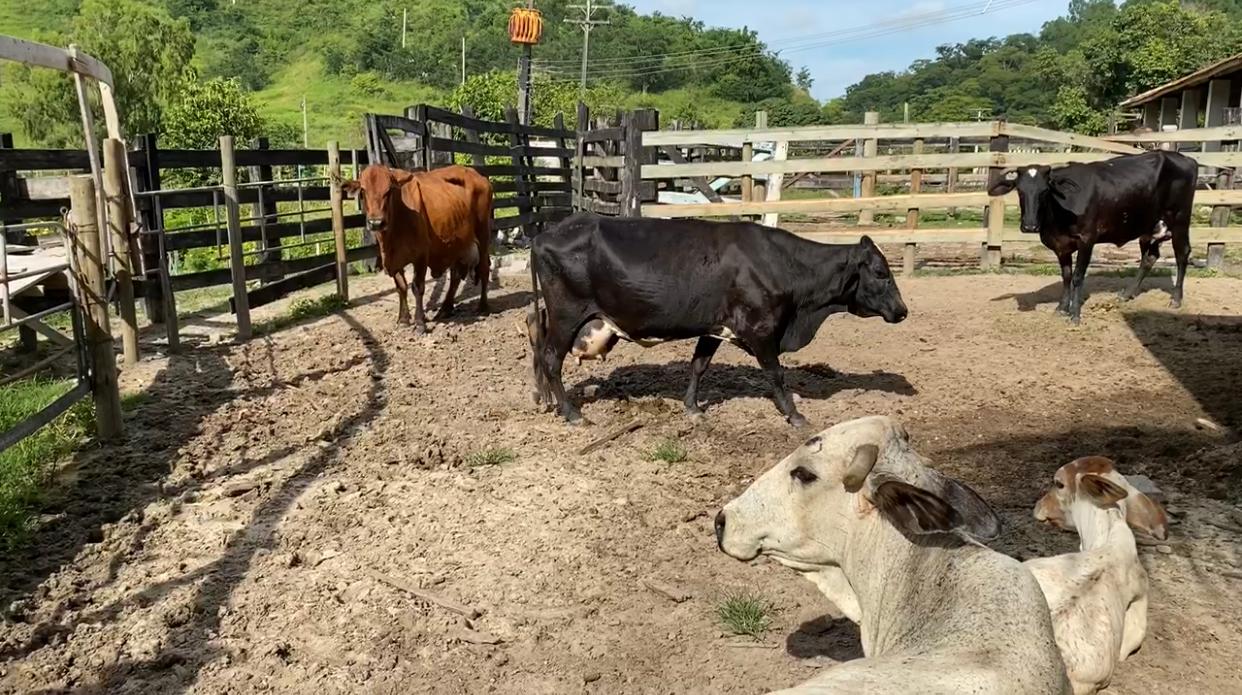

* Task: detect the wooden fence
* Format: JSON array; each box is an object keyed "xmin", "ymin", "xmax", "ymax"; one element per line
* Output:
[
  {"xmin": 633, "ymin": 118, "xmax": 1242, "ymax": 271},
  {"xmin": 0, "ymin": 134, "xmax": 376, "ymax": 347},
  {"xmin": 366, "ymin": 105, "xmax": 576, "ymax": 239},
  {"xmin": 574, "ymin": 106, "xmax": 660, "ymax": 217}
]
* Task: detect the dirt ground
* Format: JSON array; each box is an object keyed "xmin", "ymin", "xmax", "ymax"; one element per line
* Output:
[{"xmin": 1, "ymin": 270, "xmax": 1241, "ymax": 694}]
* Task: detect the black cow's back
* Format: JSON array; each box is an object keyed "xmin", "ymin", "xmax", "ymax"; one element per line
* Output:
[{"xmin": 1061, "ymin": 151, "xmax": 1197, "ymax": 247}]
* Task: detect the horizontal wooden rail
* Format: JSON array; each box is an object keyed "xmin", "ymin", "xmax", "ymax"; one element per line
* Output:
[
  {"xmin": 643, "ymin": 192, "xmax": 996, "ymax": 218},
  {"xmin": 421, "ymin": 105, "xmax": 573, "ymax": 140},
  {"xmin": 643, "ymin": 150, "xmax": 1242, "ymax": 179},
  {"xmin": 1106, "ymin": 125, "xmax": 1242, "ymax": 143},
  {"xmin": 792, "ymin": 226, "xmax": 1242, "ymax": 246},
  {"xmin": 644, "ymin": 122, "xmax": 1000, "ymax": 147}
]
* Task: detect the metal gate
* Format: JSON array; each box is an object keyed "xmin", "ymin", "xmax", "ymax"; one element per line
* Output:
[{"xmin": 0, "ymin": 221, "xmax": 90, "ymax": 455}]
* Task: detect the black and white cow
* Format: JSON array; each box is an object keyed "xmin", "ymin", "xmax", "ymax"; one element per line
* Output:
[
  {"xmin": 989, "ymin": 150, "xmax": 1198, "ymax": 323},
  {"xmin": 527, "ymin": 212, "xmax": 908, "ymax": 427}
]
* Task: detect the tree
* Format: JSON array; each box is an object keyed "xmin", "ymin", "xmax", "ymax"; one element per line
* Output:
[
  {"xmin": 160, "ymin": 78, "xmax": 264, "ymax": 150},
  {"xmin": 1, "ymin": 0, "xmax": 195, "ymax": 145},
  {"xmin": 796, "ymin": 67, "xmax": 814, "ymax": 92},
  {"xmin": 449, "ymin": 71, "xmax": 624, "ymax": 129}
]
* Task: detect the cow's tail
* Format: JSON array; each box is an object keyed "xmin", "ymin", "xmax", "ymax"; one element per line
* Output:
[{"xmin": 526, "ymin": 247, "xmax": 550, "ymax": 408}]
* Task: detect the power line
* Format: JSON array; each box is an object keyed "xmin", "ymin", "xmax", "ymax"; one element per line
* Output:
[
  {"xmin": 564, "ymin": 0, "xmax": 612, "ymax": 94},
  {"xmin": 535, "ymin": 0, "xmax": 1037, "ymax": 77}
]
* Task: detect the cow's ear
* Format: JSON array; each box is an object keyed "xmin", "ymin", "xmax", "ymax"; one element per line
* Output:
[
  {"xmin": 870, "ymin": 471, "xmax": 1001, "ymax": 540},
  {"xmin": 341, "ymin": 179, "xmax": 360, "ymax": 197},
  {"xmin": 1122, "ymin": 489, "xmax": 1169, "ymax": 541},
  {"xmin": 988, "ymin": 170, "xmax": 1018, "ymax": 197},
  {"xmin": 1050, "ymin": 174, "xmax": 1089, "ymax": 216},
  {"xmin": 1080, "ymin": 473, "xmax": 1128, "ymax": 507},
  {"xmin": 872, "ymin": 477, "xmax": 962, "ymax": 536}
]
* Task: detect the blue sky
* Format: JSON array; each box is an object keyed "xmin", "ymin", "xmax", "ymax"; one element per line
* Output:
[{"xmin": 625, "ymin": 0, "xmax": 1072, "ymax": 100}]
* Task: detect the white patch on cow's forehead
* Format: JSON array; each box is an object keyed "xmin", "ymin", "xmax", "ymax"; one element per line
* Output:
[{"xmin": 1026, "ymin": 168, "xmax": 1038, "ymax": 178}]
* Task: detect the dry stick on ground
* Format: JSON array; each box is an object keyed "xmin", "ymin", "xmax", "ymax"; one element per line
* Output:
[
  {"xmin": 367, "ymin": 570, "xmax": 482, "ymax": 619},
  {"xmin": 577, "ymin": 419, "xmax": 644, "ymax": 455}
]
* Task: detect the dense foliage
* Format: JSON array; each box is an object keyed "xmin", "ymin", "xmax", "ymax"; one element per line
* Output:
[{"xmin": 822, "ymin": 1, "xmax": 1242, "ymax": 133}]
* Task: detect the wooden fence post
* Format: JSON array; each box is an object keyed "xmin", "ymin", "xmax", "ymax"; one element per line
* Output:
[
  {"xmin": 504, "ymin": 105, "xmax": 532, "ymax": 238},
  {"xmin": 250, "ymin": 137, "xmax": 283, "ymax": 279},
  {"xmin": 220, "ymin": 135, "xmax": 251, "ymax": 339},
  {"xmin": 985, "ymin": 122, "xmax": 1009, "ymax": 270},
  {"xmin": 328, "ymin": 140, "xmax": 349, "ymax": 301},
  {"xmin": 573, "ymin": 102, "xmax": 588, "ymax": 212},
  {"xmin": 102, "ymin": 139, "xmax": 138, "ymax": 366},
  {"xmin": 752, "ymin": 111, "xmax": 767, "ymax": 219},
  {"xmin": 68, "ymin": 175, "xmax": 123, "ymax": 441},
  {"xmin": 619, "ymin": 109, "xmax": 658, "ymax": 218},
  {"xmin": 905, "ymin": 138, "xmax": 923, "ymax": 275},
  {"xmin": 552, "ymin": 111, "xmax": 574, "ymax": 228},
  {"xmin": 136, "ymin": 133, "xmax": 165, "ymax": 324},
  {"xmin": 740, "ymin": 137, "xmax": 754, "ymax": 210},
  {"xmin": 859, "ymin": 111, "xmax": 879, "ymax": 225},
  {"xmin": 945, "ymin": 136, "xmax": 960, "ymax": 216},
  {"xmin": 1208, "ymin": 169, "xmax": 1232, "ymax": 269}
]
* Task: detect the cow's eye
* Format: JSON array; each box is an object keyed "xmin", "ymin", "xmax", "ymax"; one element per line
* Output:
[
  {"xmin": 790, "ymin": 466, "xmax": 818, "ymax": 484},
  {"xmin": 1054, "ymin": 479, "xmax": 1065, "ymax": 489},
  {"xmin": 875, "ymin": 267, "xmax": 890, "ymax": 280}
]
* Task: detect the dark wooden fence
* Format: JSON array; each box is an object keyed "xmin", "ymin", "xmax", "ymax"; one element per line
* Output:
[
  {"xmin": 573, "ymin": 106, "xmax": 659, "ymax": 218},
  {"xmin": 366, "ymin": 104, "xmax": 576, "ymax": 239}
]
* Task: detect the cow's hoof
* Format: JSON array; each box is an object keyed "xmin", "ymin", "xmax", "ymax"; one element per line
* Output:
[
  {"xmin": 686, "ymin": 407, "xmax": 705, "ymax": 422},
  {"xmin": 788, "ymin": 414, "xmax": 811, "ymax": 429},
  {"xmin": 1169, "ymin": 298, "xmax": 1183, "ymax": 310},
  {"xmin": 477, "ymin": 301, "xmax": 490, "ymax": 315},
  {"xmin": 414, "ymin": 324, "xmax": 428, "ymax": 337},
  {"xmin": 1054, "ymin": 306, "xmax": 1069, "ymax": 317},
  {"xmin": 1068, "ymin": 315, "xmax": 1082, "ymax": 326},
  {"xmin": 433, "ymin": 308, "xmax": 455, "ymax": 321},
  {"xmin": 1118, "ymin": 291, "xmax": 1135, "ymax": 302}
]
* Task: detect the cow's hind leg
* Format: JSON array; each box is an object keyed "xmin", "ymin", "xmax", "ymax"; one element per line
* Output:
[
  {"xmin": 1068, "ymin": 242, "xmax": 1094, "ymax": 325},
  {"xmin": 1055, "ymin": 251, "xmax": 1073, "ymax": 315},
  {"xmin": 434, "ymin": 265, "xmax": 463, "ymax": 321},
  {"xmin": 1122, "ymin": 237, "xmax": 1159, "ymax": 301},
  {"xmin": 755, "ymin": 346, "xmax": 807, "ymax": 428},
  {"xmin": 684, "ymin": 336, "xmax": 722, "ymax": 418},
  {"xmin": 1170, "ymin": 226, "xmax": 1191, "ymax": 309},
  {"xmin": 539, "ymin": 307, "xmax": 589, "ymax": 424}
]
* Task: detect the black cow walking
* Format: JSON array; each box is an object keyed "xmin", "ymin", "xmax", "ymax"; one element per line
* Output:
[
  {"xmin": 989, "ymin": 150, "xmax": 1198, "ymax": 324},
  {"xmin": 527, "ymin": 213, "xmax": 908, "ymax": 426}
]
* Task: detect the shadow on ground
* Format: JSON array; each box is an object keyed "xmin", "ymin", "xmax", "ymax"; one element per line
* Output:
[
  {"xmin": 990, "ymin": 275, "xmax": 1178, "ymax": 312},
  {"xmin": 786, "ymin": 615, "xmax": 864, "ymax": 663},
  {"xmin": 574, "ymin": 362, "xmax": 916, "ymax": 410}
]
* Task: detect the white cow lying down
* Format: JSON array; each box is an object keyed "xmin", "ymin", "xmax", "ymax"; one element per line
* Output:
[
  {"xmin": 1026, "ymin": 457, "xmax": 1169, "ymax": 695},
  {"xmin": 715, "ymin": 415, "xmax": 1070, "ymax": 694}
]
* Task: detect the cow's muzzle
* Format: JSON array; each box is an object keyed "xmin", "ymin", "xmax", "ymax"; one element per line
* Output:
[
  {"xmin": 366, "ymin": 218, "xmax": 385, "ymax": 233},
  {"xmin": 1020, "ymin": 223, "xmax": 1040, "ymax": 234},
  {"xmin": 714, "ymin": 510, "xmax": 727, "ymax": 551},
  {"xmin": 886, "ymin": 303, "xmax": 909, "ymax": 324}
]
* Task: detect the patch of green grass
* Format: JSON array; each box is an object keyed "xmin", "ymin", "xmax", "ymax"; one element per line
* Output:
[
  {"xmin": 0, "ymin": 377, "xmax": 93, "ymax": 551},
  {"xmin": 717, "ymin": 593, "xmax": 773, "ymax": 639},
  {"xmin": 254, "ymin": 293, "xmax": 347, "ymax": 336},
  {"xmin": 466, "ymin": 447, "xmax": 516, "ymax": 468},
  {"xmin": 648, "ymin": 437, "xmax": 688, "ymax": 464},
  {"xmin": 121, "ymin": 391, "xmax": 150, "ymax": 412}
]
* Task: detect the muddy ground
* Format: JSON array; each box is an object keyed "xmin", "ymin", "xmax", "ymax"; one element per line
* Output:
[{"xmin": 1, "ymin": 270, "xmax": 1240, "ymax": 694}]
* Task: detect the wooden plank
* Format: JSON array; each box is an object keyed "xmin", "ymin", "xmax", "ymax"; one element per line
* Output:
[
  {"xmin": 582, "ymin": 127, "xmax": 625, "ymax": 144},
  {"xmin": 794, "ymin": 229, "xmax": 989, "ymax": 245},
  {"xmin": 859, "ymin": 111, "xmax": 879, "ymax": 226},
  {"xmin": 583, "ymin": 155, "xmax": 626, "ymax": 168},
  {"xmin": 427, "ymin": 137, "xmax": 514, "ymax": 158},
  {"xmin": 162, "ymin": 214, "xmax": 363, "ymax": 252},
  {"xmin": 421, "ymin": 104, "xmax": 573, "ymax": 140},
  {"xmin": 762, "ymin": 139, "xmax": 789, "ymax": 227},
  {"xmin": 169, "ymin": 245, "xmax": 378, "ymax": 292},
  {"xmin": 641, "ymin": 192, "xmax": 994, "ymax": 218},
  {"xmin": 220, "ymin": 135, "xmax": 251, "ymax": 340},
  {"xmin": 150, "ymin": 186, "xmax": 332, "ymax": 211},
  {"xmin": 472, "ymin": 164, "xmax": 567, "ymax": 178},
  {"xmin": 0, "ymin": 382, "xmax": 90, "ymax": 457},
  {"xmin": 241, "ymin": 263, "xmax": 337, "ymax": 311},
  {"xmin": 1002, "ymin": 123, "xmax": 1143, "ymax": 155},
  {"xmin": 1105, "ymin": 124, "xmax": 1242, "ymax": 143},
  {"xmin": 0, "ymin": 149, "xmax": 92, "ymax": 171},
  {"xmin": 643, "ymin": 152, "xmax": 996, "ymax": 178},
  {"xmin": 642, "ymin": 121, "xmax": 998, "ymax": 147}
]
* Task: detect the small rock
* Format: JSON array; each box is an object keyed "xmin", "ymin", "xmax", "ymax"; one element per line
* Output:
[
  {"xmin": 583, "ymin": 385, "xmax": 600, "ymax": 399},
  {"xmin": 1156, "ymin": 545, "xmax": 1173, "ymax": 555},
  {"xmin": 583, "ymin": 672, "xmax": 602, "ymax": 684},
  {"xmin": 643, "ymin": 579, "xmax": 691, "ymax": 603},
  {"xmin": 449, "ymin": 627, "xmax": 503, "ymax": 645}
]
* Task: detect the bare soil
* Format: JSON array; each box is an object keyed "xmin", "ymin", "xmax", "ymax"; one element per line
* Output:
[{"xmin": 1, "ymin": 271, "xmax": 1241, "ymax": 694}]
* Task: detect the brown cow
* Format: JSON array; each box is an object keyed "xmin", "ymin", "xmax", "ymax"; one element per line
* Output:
[{"xmin": 343, "ymin": 164, "xmax": 492, "ymax": 332}]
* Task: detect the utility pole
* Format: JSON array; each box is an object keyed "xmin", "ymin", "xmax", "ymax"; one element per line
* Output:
[
  {"xmin": 402, "ymin": 8, "xmax": 408, "ymax": 49},
  {"xmin": 461, "ymin": 36, "xmax": 466, "ymax": 84},
  {"xmin": 301, "ymin": 95, "xmax": 309, "ymax": 148},
  {"xmin": 565, "ymin": 0, "xmax": 611, "ymax": 95}
]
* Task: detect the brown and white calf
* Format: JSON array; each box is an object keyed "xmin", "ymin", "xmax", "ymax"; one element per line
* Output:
[{"xmin": 1026, "ymin": 456, "xmax": 1169, "ymax": 695}]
